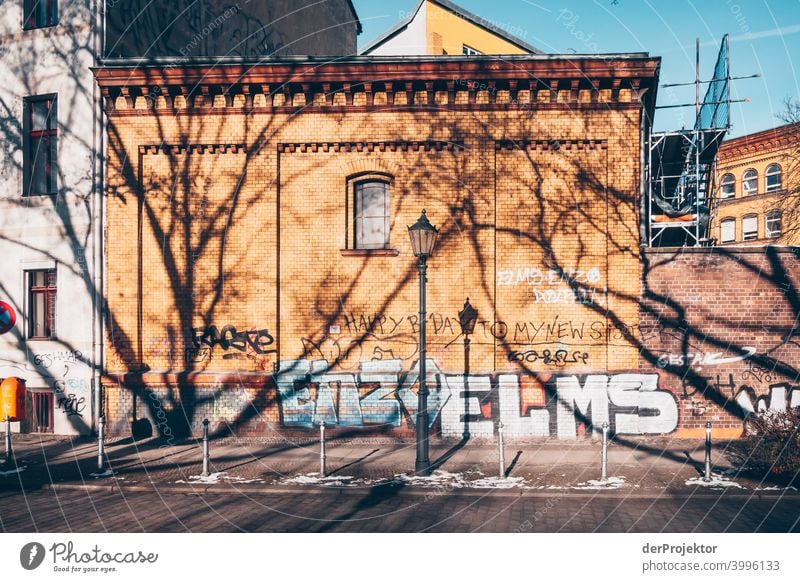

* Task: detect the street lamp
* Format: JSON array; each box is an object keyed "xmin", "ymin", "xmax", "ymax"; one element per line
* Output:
[
  {"xmin": 408, "ymin": 209, "xmax": 439, "ymax": 476},
  {"xmin": 458, "ymin": 298, "xmax": 478, "ymax": 440}
]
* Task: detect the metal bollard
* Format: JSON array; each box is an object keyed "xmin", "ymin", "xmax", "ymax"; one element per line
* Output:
[
  {"xmin": 497, "ymin": 421, "xmax": 506, "ymax": 479},
  {"xmin": 5, "ymin": 416, "xmax": 13, "ymax": 466},
  {"xmin": 319, "ymin": 421, "xmax": 327, "ymax": 477},
  {"xmin": 201, "ymin": 419, "xmax": 210, "ymax": 477},
  {"xmin": 97, "ymin": 416, "xmax": 106, "ymax": 472},
  {"xmin": 704, "ymin": 421, "xmax": 712, "ymax": 482},
  {"xmin": 601, "ymin": 422, "xmax": 609, "ymax": 482}
]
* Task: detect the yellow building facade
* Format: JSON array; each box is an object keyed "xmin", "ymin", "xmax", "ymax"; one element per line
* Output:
[
  {"xmin": 361, "ymin": 0, "xmax": 538, "ymax": 56},
  {"xmin": 711, "ymin": 122, "xmax": 800, "ymax": 246}
]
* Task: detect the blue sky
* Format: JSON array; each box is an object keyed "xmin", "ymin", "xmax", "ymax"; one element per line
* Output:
[{"xmin": 352, "ymin": 0, "xmax": 800, "ymax": 137}]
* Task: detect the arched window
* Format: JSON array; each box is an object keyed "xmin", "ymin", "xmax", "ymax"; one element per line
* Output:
[
  {"xmin": 720, "ymin": 218, "xmax": 735, "ymax": 243},
  {"xmin": 742, "ymin": 214, "xmax": 758, "ymax": 241},
  {"xmin": 719, "ymin": 173, "xmax": 735, "ymax": 199},
  {"xmin": 353, "ymin": 178, "xmax": 391, "ymax": 249},
  {"xmin": 742, "ymin": 169, "xmax": 758, "ymax": 196},
  {"xmin": 766, "ymin": 164, "xmax": 782, "ymax": 192},
  {"xmin": 766, "ymin": 210, "xmax": 782, "ymax": 238}
]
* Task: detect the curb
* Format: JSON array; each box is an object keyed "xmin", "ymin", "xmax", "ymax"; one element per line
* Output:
[{"xmin": 42, "ymin": 480, "xmax": 800, "ymax": 500}]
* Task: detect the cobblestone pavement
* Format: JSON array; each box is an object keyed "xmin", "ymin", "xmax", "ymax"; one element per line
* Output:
[{"xmin": 1, "ymin": 486, "xmax": 798, "ymax": 533}]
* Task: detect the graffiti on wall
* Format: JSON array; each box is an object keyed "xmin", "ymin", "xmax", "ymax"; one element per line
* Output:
[
  {"xmin": 190, "ymin": 324, "xmax": 276, "ymax": 368},
  {"xmin": 497, "ymin": 266, "xmax": 607, "ymax": 306},
  {"xmin": 656, "ymin": 347, "xmax": 756, "ymax": 370},
  {"xmin": 53, "ymin": 378, "xmax": 88, "ymax": 418},
  {"xmin": 275, "ymin": 358, "xmax": 679, "ymax": 437}
]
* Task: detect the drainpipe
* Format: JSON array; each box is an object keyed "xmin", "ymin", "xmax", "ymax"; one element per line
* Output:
[{"xmin": 91, "ymin": 0, "xmax": 106, "ymax": 434}]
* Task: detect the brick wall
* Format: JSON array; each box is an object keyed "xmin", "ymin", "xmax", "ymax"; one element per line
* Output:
[
  {"xmin": 640, "ymin": 246, "xmax": 800, "ymax": 437},
  {"xmin": 98, "ymin": 57, "xmax": 710, "ymax": 440}
]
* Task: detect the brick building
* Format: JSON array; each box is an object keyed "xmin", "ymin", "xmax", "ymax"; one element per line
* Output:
[
  {"xmin": 95, "ymin": 54, "xmax": 800, "ymax": 441},
  {"xmin": 711, "ymin": 122, "xmax": 800, "ymax": 246}
]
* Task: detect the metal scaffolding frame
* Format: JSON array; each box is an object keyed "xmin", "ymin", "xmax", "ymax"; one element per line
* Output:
[{"xmin": 647, "ymin": 35, "xmax": 732, "ymax": 247}]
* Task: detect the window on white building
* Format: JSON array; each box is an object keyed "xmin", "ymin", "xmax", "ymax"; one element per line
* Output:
[
  {"xmin": 23, "ymin": 0, "xmax": 58, "ymax": 30},
  {"xmin": 28, "ymin": 269, "xmax": 57, "ymax": 339}
]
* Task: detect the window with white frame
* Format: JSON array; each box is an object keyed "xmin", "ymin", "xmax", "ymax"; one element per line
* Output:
[
  {"xmin": 354, "ymin": 179, "xmax": 391, "ymax": 249},
  {"xmin": 766, "ymin": 164, "xmax": 782, "ymax": 192},
  {"xmin": 742, "ymin": 214, "xmax": 758, "ymax": 241},
  {"xmin": 742, "ymin": 169, "xmax": 758, "ymax": 196},
  {"xmin": 462, "ymin": 44, "xmax": 482, "ymax": 55},
  {"xmin": 719, "ymin": 173, "xmax": 735, "ymax": 199},
  {"xmin": 720, "ymin": 218, "xmax": 735, "ymax": 243},
  {"xmin": 766, "ymin": 210, "xmax": 782, "ymax": 239}
]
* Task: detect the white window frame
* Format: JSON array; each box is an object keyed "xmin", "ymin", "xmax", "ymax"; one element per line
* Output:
[
  {"xmin": 353, "ymin": 179, "xmax": 391, "ymax": 250},
  {"xmin": 720, "ymin": 218, "xmax": 735, "ymax": 243},
  {"xmin": 766, "ymin": 210, "xmax": 782, "ymax": 239},
  {"xmin": 719, "ymin": 173, "xmax": 735, "ymax": 200},
  {"xmin": 765, "ymin": 164, "xmax": 782, "ymax": 193},
  {"xmin": 742, "ymin": 214, "xmax": 758, "ymax": 241},
  {"xmin": 742, "ymin": 169, "xmax": 758, "ymax": 196}
]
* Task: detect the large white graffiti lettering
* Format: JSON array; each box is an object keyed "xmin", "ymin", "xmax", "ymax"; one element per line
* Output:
[{"xmin": 275, "ymin": 359, "xmax": 680, "ymax": 438}]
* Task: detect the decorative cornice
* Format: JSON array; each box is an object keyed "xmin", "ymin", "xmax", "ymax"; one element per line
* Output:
[
  {"xmin": 277, "ymin": 140, "xmax": 462, "ymax": 153},
  {"xmin": 495, "ymin": 139, "xmax": 606, "ymax": 151},
  {"xmin": 718, "ymin": 122, "xmax": 800, "ymax": 161},
  {"xmin": 137, "ymin": 143, "xmax": 246, "ymax": 155},
  {"xmin": 94, "ymin": 57, "xmax": 659, "ymax": 116}
]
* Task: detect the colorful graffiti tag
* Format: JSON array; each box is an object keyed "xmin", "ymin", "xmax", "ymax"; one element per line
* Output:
[{"xmin": 275, "ymin": 359, "xmax": 680, "ymax": 438}]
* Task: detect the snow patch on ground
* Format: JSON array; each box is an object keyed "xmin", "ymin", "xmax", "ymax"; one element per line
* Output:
[
  {"xmin": 282, "ymin": 473, "xmax": 356, "ymax": 487},
  {"xmin": 176, "ymin": 472, "xmax": 266, "ymax": 485},
  {"xmin": 755, "ymin": 485, "xmax": 797, "ymax": 491},
  {"xmin": 0, "ymin": 465, "xmax": 26, "ymax": 476},
  {"xmin": 391, "ymin": 470, "xmax": 470, "ymax": 488},
  {"xmin": 176, "ymin": 472, "xmax": 226, "ymax": 485},
  {"xmin": 572, "ymin": 476, "xmax": 628, "ymax": 490},
  {"xmin": 471, "ymin": 476, "xmax": 526, "ymax": 489},
  {"xmin": 686, "ymin": 473, "xmax": 743, "ymax": 488},
  {"xmin": 89, "ymin": 469, "xmax": 115, "ymax": 478}
]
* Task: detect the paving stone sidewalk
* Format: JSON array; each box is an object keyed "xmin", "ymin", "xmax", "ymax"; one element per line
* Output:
[{"xmin": 0, "ymin": 432, "xmax": 797, "ymax": 496}]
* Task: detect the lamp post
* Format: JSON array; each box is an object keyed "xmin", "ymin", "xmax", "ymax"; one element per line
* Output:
[
  {"xmin": 458, "ymin": 297, "xmax": 478, "ymax": 440},
  {"xmin": 408, "ymin": 210, "xmax": 439, "ymax": 476}
]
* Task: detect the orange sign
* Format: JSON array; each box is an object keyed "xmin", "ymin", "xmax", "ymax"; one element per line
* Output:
[{"xmin": 0, "ymin": 377, "xmax": 26, "ymax": 421}]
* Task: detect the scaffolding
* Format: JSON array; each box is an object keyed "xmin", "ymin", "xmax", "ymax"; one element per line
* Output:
[{"xmin": 647, "ymin": 35, "xmax": 731, "ymax": 247}]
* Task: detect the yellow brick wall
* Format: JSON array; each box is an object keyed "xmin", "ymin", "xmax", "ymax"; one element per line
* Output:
[
  {"xmin": 104, "ymin": 105, "xmax": 643, "ymax": 377},
  {"xmin": 712, "ymin": 139, "xmax": 797, "ymax": 245}
]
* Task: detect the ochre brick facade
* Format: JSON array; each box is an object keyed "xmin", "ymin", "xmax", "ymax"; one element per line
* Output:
[
  {"xmin": 711, "ymin": 122, "xmax": 800, "ymax": 245},
  {"xmin": 95, "ymin": 56, "xmax": 799, "ymax": 441}
]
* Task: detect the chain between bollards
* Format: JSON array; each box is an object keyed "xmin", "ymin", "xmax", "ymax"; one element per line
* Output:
[
  {"xmin": 201, "ymin": 419, "xmax": 210, "ymax": 477},
  {"xmin": 497, "ymin": 421, "xmax": 506, "ymax": 479},
  {"xmin": 97, "ymin": 416, "xmax": 105, "ymax": 472},
  {"xmin": 601, "ymin": 421, "xmax": 609, "ymax": 482},
  {"xmin": 320, "ymin": 420, "xmax": 327, "ymax": 477},
  {"xmin": 4, "ymin": 416, "xmax": 13, "ymax": 466},
  {"xmin": 704, "ymin": 421, "xmax": 712, "ymax": 482}
]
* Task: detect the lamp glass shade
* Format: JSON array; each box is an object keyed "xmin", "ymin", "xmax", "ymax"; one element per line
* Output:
[
  {"xmin": 407, "ymin": 210, "xmax": 439, "ymax": 257},
  {"xmin": 458, "ymin": 298, "xmax": 478, "ymax": 335}
]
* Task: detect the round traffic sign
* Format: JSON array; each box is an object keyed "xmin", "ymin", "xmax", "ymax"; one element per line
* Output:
[{"xmin": 0, "ymin": 301, "xmax": 17, "ymax": 335}]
